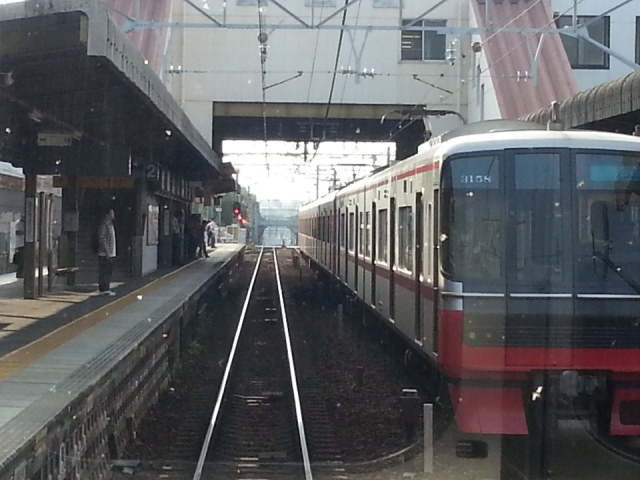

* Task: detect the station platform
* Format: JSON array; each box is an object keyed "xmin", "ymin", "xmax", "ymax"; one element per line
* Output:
[{"xmin": 0, "ymin": 244, "xmax": 243, "ymax": 478}]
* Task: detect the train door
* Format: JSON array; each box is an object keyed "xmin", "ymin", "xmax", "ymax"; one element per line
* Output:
[
  {"xmin": 344, "ymin": 207, "xmax": 349, "ymax": 284},
  {"xmin": 354, "ymin": 206, "xmax": 359, "ymax": 292},
  {"xmin": 337, "ymin": 207, "xmax": 342, "ymax": 279},
  {"xmin": 432, "ymin": 193, "xmax": 439, "ymax": 353},
  {"xmin": 389, "ymin": 197, "xmax": 396, "ymax": 320},
  {"xmin": 504, "ymin": 149, "xmax": 573, "ymax": 367},
  {"xmin": 371, "ymin": 201, "xmax": 377, "ymax": 307},
  {"xmin": 331, "ymin": 206, "xmax": 337, "ymax": 275},
  {"xmin": 414, "ymin": 192, "xmax": 424, "ymax": 342},
  {"xmin": 320, "ymin": 210, "xmax": 327, "ymax": 265}
]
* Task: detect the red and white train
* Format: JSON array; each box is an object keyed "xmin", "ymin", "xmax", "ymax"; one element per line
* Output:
[{"xmin": 299, "ymin": 121, "xmax": 640, "ymax": 437}]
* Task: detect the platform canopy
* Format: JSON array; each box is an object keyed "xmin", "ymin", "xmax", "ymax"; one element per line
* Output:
[
  {"xmin": 521, "ymin": 70, "xmax": 640, "ymax": 134},
  {"xmin": 0, "ymin": 0, "xmax": 224, "ymax": 183}
]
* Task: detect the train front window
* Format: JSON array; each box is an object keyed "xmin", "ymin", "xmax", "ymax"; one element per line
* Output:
[
  {"xmin": 441, "ymin": 154, "xmax": 503, "ymax": 283},
  {"xmin": 575, "ymin": 152, "xmax": 640, "ymax": 294},
  {"xmin": 511, "ymin": 153, "xmax": 568, "ymax": 291}
]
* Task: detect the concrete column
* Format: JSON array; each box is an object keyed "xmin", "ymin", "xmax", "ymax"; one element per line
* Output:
[
  {"xmin": 61, "ymin": 176, "xmax": 79, "ymax": 271},
  {"xmin": 131, "ymin": 176, "xmax": 148, "ymax": 277},
  {"xmin": 22, "ymin": 172, "xmax": 37, "ymax": 299},
  {"xmin": 37, "ymin": 191, "xmax": 45, "ymax": 296}
]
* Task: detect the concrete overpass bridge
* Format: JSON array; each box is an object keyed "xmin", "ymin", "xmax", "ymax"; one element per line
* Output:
[{"xmin": 257, "ymin": 215, "xmax": 298, "ymax": 245}]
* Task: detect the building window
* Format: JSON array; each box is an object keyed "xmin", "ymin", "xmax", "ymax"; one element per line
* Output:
[
  {"xmin": 237, "ymin": 0, "xmax": 268, "ymax": 5},
  {"xmin": 377, "ymin": 209, "xmax": 388, "ymax": 263},
  {"xmin": 636, "ymin": 17, "xmax": 640, "ymax": 65},
  {"xmin": 398, "ymin": 206, "xmax": 413, "ymax": 271},
  {"xmin": 556, "ymin": 15, "xmax": 610, "ymax": 69},
  {"xmin": 401, "ymin": 19, "xmax": 446, "ymax": 61}
]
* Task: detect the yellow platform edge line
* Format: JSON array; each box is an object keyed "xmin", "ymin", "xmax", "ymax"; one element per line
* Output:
[{"xmin": 0, "ymin": 261, "xmax": 197, "ymax": 382}]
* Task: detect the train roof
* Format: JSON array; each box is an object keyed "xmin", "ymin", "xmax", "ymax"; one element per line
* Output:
[
  {"xmin": 300, "ymin": 126, "xmax": 640, "ymax": 211},
  {"xmin": 299, "ymin": 188, "xmax": 336, "ymax": 212},
  {"xmin": 431, "ymin": 128, "xmax": 640, "ymax": 156}
]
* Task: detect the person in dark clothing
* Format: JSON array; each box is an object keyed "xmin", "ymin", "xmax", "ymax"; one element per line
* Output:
[
  {"xmin": 185, "ymin": 214, "xmax": 201, "ymax": 261},
  {"xmin": 171, "ymin": 211, "xmax": 184, "ymax": 265}
]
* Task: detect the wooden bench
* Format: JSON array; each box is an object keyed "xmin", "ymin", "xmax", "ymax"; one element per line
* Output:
[{"xmin": 54, "ymin": 267, "xmax": 79, "ymax": 286}]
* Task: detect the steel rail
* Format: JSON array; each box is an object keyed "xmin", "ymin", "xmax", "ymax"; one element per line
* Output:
[
  {"xmin": 273, "ymin": 247, "xmax": 313, "ymax": 480},
  {"xmin": 192, "ymin": 247, "xmax": 265, "ymax": 480}
]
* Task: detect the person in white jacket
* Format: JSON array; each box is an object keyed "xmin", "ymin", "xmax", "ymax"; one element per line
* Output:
[{"xmin": 97, "ymin": 208, "xmax": 116, "ymax": 296}]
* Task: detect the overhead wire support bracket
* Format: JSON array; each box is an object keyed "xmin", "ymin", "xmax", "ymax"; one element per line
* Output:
[
  {"xmin": 316, "ymin": 0, "xmax": 360, "ymax": 28},
  {"xmin": 269, "ymin": 0, "xmax": 311, "ymax": 28},
  {"xmin": 404, "ymin": 0, "xmax": 449, "ymax": 29},
  {"xmin": 183, "ymin": 0, "xmax": 223, "ymax": 26},
  {"xmin": 264, "ymin": 71, "xmax": 303, "ymax": 91},
  {"xmin": 580, "ymin": 0, "xmax": 635, "ymax": 31},
  {"xmin": 557, "ymin": 0, "xmax": 640, "ymax": 72},
  {"xmin": 123, "ymin": 22, "xmax": 584, "ymax": 35},
  {"xmin": 412, "ymin": 74, "xmax": 453, "ymax": 95}
]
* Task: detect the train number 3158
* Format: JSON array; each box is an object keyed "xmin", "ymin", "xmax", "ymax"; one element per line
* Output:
[{"xmin": 460, "ymin": 175, "xmax": 492, "ymax": 184}]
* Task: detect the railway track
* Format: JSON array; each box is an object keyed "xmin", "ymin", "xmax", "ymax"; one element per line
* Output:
[
  {"xmin": 192, "ymin": 247, "xmax": 311, "ymax": 479},
  {"xmin": 123, "ymin": 246, "xmax": 430, "ymax": 479}
]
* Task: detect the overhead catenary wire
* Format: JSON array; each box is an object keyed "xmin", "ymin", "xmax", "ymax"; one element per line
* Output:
[
  {"xmin": 322, "ymin": 0, "xmax": 349, "ymax": 141},
  {"xmin": 337, "ymin": 0, "xmax": 362, "ymax": 104},
  {"xmin": 306, "ymin": 3, "xmax": 324, "ymax": 102},
  {"xmin": 303, "ymin": 0, "xmax": 350, "ymax": 166}
]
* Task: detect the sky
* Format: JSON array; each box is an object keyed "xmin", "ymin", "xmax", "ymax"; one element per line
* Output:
[{"xmin": 223, "ymin": 140, "xmax": 395, "ymax": 206}]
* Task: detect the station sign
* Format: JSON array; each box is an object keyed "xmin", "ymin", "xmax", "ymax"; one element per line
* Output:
[{"xmin": 37, "ymin": 133, "xmax": 73, "ymax": 147}]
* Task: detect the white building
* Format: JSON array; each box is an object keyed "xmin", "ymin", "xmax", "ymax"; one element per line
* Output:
[{"xmin": 111, "ymin": 0, "xmax": 640, "ymax": 145}]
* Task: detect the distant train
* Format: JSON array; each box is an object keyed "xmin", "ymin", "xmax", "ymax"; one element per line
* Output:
[{"xmin": 299, "ymin": 121, "xmax": 640, "ymax": 439}]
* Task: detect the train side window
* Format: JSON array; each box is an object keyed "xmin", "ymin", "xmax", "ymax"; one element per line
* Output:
[
  {"xmin": 377, "ymin": 209, "xmax": 388, "ymax": 263},
  {"xmin": 340, "ymin": 213, "xmax": 346, "ymax": 248},
  {"xmin": 348, "ymin": 212, "xmax": 355, "ymax": 252},
  {"xmin": 365, "ymin": 211, "xmax": 371, "ymax": 258},
  {"xmin": 398, "ymin": 205, "xmax": 414, "ymax": 272},
  {"xmin": 359, "ymin": 211, "xmax": 365, "ymax": 255}
]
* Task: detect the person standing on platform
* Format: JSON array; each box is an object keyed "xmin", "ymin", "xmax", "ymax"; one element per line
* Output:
[
  {"xmin": 197, "ymin": 219, "xmax": 210, "ymax": 258},
  {"xmin": 171, "ymin": 210, "xmax": 184, "ymax": 265},
  {"xmin": 185, "ymin": 214, "xmax": 200, "ymax": 261},
  {"xmin": 206, "ymin": 218, "xmax": 217, "ymax": 248},
  {"xmin": 97, "ymin": 208, "xmax": 116, "ymax": 296}
]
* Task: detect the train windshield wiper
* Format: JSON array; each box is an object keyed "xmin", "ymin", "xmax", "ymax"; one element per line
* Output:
[{"xmin": 592, "ymin": 251, "xmax": 640, "ymax": 295}]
